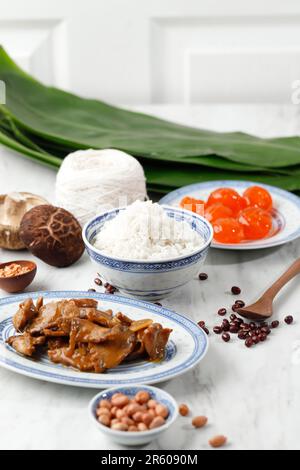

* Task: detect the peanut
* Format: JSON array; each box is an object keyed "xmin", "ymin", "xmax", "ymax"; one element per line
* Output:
[
  {"xmin": 135, "ymin": 391, "xmax": 151, "ymax": 404},
  {"xmin": 137, "ymin": 422, "xmax": 148, "ymax": 432},
  {"xmin": 99, "ymin": 399, "xmax": 111, "ymax": 409},
  {"xmin": 98, "ymin": 414, "xmax": 111, "ymax": 427},
  {"xmin": 111, "ymin": 394, "xmax": 130, "ymax": 408},
  {"xmin": 111, "ymin": 422, "xmax": 129, "ymax": 432},
  {"xmin": 179, "ymin": 404, "xmax": 189, "ymax": 416},
  {"xmin": 192, "ymin": 416, "xmax": 208, "ymax": 428},
  {"xmin": 132, "ymin": 411, "xmax": 143, "ymax": 423},
  {"xmin": 149, "ymin": 416, "xmax": 165, "ymax": 429},
  {"xmin": 155, "ymin": 404, "xmax": 169, "ymax": 418},
  {"xmin": 141, "ymin": 412, "xmax": 153, "ymax": 426},
  {"xmin": 148, "ymin": 399, "xmax": 158, "ymax": 409},
  {"xmin": 128, "ymin": 425, "xmax": 138, "ymax": 432},
  {"xmin": 96, "ymin": 407, "xmax": 111, "ymax": 417},
  {"xmin": 209, "ymin": 435, "xmax": 227, "ymax": 448},
  {"xmin": 121, "ymin": 417, "xmax": 134, "ymax": 426},
  {"xmin": 127, "ymin": 403, "xmax": 140, "ymax": 416},
  {"xmin": 116, "ymin": 409, "xmax": 126, "ymax": 419},
  {"xmin": 110, "ymin": 406, "xmax": 118, "ymax": 417}
]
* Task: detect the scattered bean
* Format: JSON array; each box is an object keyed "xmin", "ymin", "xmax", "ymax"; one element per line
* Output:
[
  {"xmin": 231, "ymin": 286, "xmax": 241, "ymax": 295},
  {"xmin": 199, "ymin": 273, "xmax": 208, "ymax": 281},
  {"xmin": 271, "ymin": 320, "xmax": 279, "ymax": 329},
  {"xmin": 209, "ymin": 435, "xmax": 227, "ymax": 448},
  {"xmin": 94, "ymin": 278, "xmax": 102, "ymax": 286},
  {"xmin": 213, "ymin": 326, "xmax": 223, "ymax": 335},
  {"xmin": 179, "ymin": 404, "xmax": 190, "ymax": 416},
  {"xmin": 284, "ymin": 315, "xmax": 294, "ymax": 325},
  {"xmin": 192, "ymin": 416, "xmax": 208, "ymax": 428},
  {"xmin": 222, "ymin": 333, "xmax": 230, "ymax": 343},
  {"xmin": 218, "ymin": 308, "xmax": 227, "ymax": 316}
]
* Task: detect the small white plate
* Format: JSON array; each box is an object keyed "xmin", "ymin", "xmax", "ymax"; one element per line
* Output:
[
  {"xmin": 0, "ymin": 291, "xmax": 208, "ymax": 388},
  {"xmin": 159, "ymin": 180, "xmax": 300, "ymax": 250}
]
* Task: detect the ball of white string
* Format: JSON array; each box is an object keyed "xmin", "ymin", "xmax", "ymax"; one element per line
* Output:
[{"xmin": 55, "ymin": 148, "xmax": 147, "ymax": 226}]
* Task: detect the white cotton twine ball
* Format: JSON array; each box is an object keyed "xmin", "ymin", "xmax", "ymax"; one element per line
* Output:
[{"xmin": 55, "ymin": 148, "xmax": 147, "ymax": 226}]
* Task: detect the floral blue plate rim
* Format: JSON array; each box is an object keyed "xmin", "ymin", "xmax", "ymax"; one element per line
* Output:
[
  {"xmin": 0, "ymin": 291, "xmax": 208, "ymax": 388},
  {"xmin": 159, "ymin": 180, "xmax": 300, "ymax": 250}
]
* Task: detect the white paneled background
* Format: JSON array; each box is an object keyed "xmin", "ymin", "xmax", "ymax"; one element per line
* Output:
[{"xmin": 0, "ymin": 0, "xmax": 300, "ymax": 104}]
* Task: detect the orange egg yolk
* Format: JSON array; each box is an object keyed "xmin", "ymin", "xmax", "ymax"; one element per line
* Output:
[
  {"xmin": 207, "ymin": 188, "xmax": 247, "ymax": 215},
  {"xmin": 205, "ymin": 203, "xmax": 233, "ymax": 223},
  {"xmin": 243, "ymin": 186, "xmax": 273, "ymax": 212},
  {"xmin": 238, "ymin": 207, "xmax": 272, "ymax": 240},
  {"xmin": 180, "ymin": 196, "xmax": 205, "ymax": 216},
  {"xmin": 213, "ymin": 218, "xmax": 245, "ymax": 244}
]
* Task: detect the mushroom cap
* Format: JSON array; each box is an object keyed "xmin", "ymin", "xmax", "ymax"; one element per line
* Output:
[
  {"xmin": 19, "ymin": 205, "xmax": 85, "ymax": 267},
  {"xmin": 0, "ymin": 192, "xmax": 48, "ymax": 250}
]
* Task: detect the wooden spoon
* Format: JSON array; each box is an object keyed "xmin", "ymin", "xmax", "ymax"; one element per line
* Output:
[{"xmin": 236, "ymin": 257, "xmax": 300, "ymax": 321}]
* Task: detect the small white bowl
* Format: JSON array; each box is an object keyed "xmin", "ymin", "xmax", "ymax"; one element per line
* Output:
[
  {"xmin": 89, "ymin": 385, "xmax": 178, "ymax": 446},
  {"xmin": 83, "ymin": 205, "xmax": 213, "ymax": 300}
]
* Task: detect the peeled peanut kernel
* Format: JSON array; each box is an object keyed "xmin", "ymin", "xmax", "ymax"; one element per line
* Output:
[
  {"xmin": 110, "ymin": 406, "xmax": 118, "ymax": 417},
  {"xmin": 127, "ymin": 403, "xmax": 140, "ymax": 416},
  {"xmin": 138, "ymin": 422, "xmax": 148, "ymax": 432},
  {"xmin": 148, "ymin": 399, "xmax": 158, "ymax": 409},
  {"xmin": 192, "ymin": 416, "xmax": 208, "ymax": 428},
  {"xmin": 111, "ymin": 394, "xmax": 130, "ymax": 408},
  {"xmin": 135, "ymin": 391, "xmax": 151, "ymax": 404},
  {"xmin": 110, "ymin": 418, "xmax": 119, "ymax": 426},
  {"xmin": 155, "ymin": 404, "xmax": 169, "ymax": 418},
  {"xmin": 209, "ymin": 435, "xmax": 227, "ymax": 448},
  {"xmin": 132, "ymin": 411, "xmax": 143, "ymax": 423},
  {"xmin": 111, "ymin": 422, "xmax": 129, "ymax": 432},
  {"xmin": 149, "ymin": 416, "xmax": 165, "ymax": 429},
  {"xmin": 148, "ymin": 409, "xmax": 156, "ymax": 418},
  {"xmin": 121, "ymin": 417, "xmax": 134, "ymax": 426},
  {"xmin": 141, "ymin": 413, "xmax": 153, "ymax": 426},
  {"xmin": 116, "ymin": 409, "xmax": 126, "ymax": 419},
  {"xmin": 99, "ymin": 399, "xmax": 111, "ymax": 409},
  {"xmin": 179, "ymin": 404, "xmax": 189, "ymax": 416},
  {"xmin": 98, "ymin": 414, "xmax": 111, "ymax": 427},
  {"xmin": 96, "ymin": 407, "xmax": 111, "ymax": 417},
  {"xmin": 129, "ymin": 425, "xmax": 138, "ymax": 432}
]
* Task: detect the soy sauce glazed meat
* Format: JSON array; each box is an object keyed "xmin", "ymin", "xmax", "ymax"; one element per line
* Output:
[{"xmin": 7, "ymin": 298, "xmax": 172, "ymax": 373}]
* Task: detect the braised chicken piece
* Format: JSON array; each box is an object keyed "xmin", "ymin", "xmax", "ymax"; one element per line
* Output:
[
  {"xmin": 142, "ymin": 323, "xmax": 173, "ymax": 360},
  {"xmin": 7, "ymin": 297, "xmax": 172, "ymax": 373},
  {"xmin": 82, "ymin": 308, "xmax": 113, "ymax": 327},
  {"xmin": 26, "ymin": 301, "xmax": 61, "ymax": 336},
  {"xmin": 67, "ymin": 319, "xmax": 122, "ymax": 356},
  {"xmin": 13, "ymin": 298, "xmax": 40, "ymax": 332},
  {"xmin": 49, "ymin": 327, "xmax": 136, "ymax": 373},
  {"xmin": 7, "ymin": 333, "xmax": 45, "ymax": 357},
  {"xmin": 47, "ymin": 337, "xmax": 69, "ymax": 350}
]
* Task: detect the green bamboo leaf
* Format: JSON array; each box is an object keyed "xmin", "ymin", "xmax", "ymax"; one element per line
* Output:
[{"xmin": 1, "ymin": 46, "xmax": 300, "ymax": 170}]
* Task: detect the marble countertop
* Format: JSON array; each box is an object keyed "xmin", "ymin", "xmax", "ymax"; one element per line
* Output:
[{"xmin": 0, "ymin": 104, "xmax": 300, "ymax": 450}]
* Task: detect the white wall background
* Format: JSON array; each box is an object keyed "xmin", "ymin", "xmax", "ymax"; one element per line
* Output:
[{"xmin": 1, "ymin": 0, "xmax": 300, "ymax": 104}]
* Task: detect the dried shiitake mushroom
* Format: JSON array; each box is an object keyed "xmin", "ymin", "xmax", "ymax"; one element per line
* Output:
[
  {"xmin": 19, "ymin": 205, "xmax": 85, "ymax": 267},
  {"xmin": 0, "ymin": 192, "xmax": 48, "ymax": 250}
]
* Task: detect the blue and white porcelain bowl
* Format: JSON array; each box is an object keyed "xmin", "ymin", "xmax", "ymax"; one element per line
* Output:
[
  {"xmin": 89, "ymin": 385, "xmax": 178, "ymax": 446},
  {"xmin": 83, "ymin": 205, "xmax": 213, "ymax": 300}
]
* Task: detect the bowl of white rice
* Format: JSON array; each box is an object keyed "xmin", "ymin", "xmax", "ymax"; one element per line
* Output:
[{"xmin": 83, "ymin": 201, "xmax": 213, "ymax": 300}]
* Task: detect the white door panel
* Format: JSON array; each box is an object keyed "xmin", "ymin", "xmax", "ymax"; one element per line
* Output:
[{"xmin": 0, "ymin": 0, "xmax": 300, "ymax": 104}]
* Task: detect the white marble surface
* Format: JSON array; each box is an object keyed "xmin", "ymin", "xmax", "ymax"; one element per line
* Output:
[{"xmin": 0, "ymin": 104, "xmax": 300, "ymax": 450}]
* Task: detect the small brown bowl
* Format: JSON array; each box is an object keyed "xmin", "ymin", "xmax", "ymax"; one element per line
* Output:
[{"xmin": 0, "ymin": 260, "xmax": 37, "ymax": 293}]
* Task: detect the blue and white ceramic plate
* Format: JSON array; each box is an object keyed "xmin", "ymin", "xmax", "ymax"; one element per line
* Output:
[
  {"xmin": 0, "ymin": 291, "xmax": 208, "ymax": 388},
  {"xmin": 160, "ymin": 180, "xmax": 300, "ymax": 250}
]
